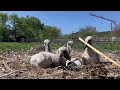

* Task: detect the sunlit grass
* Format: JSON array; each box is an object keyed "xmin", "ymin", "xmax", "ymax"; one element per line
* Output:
[{"xmin": 0, "ymin": 42, "xmax": 120, "ymax": 53}]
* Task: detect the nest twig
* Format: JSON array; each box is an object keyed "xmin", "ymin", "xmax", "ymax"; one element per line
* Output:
[{"xmin": 0, "ymin": 70, "xmax": 18, "ymax": 78}]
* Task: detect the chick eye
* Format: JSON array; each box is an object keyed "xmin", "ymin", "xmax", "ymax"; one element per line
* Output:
[{"xmin": 68, "ymin": 43, "xmax": 70, "ymax": 45}]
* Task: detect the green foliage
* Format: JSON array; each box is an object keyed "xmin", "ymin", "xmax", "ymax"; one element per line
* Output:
[
  {"xmin": 78, "ymin": 25, "xmax": 97, "ymax": 39},
  {"xmin": 112, "ymin": 24, "xmax": 120, "ymax": 37},
  {"xmin": 40, "ymin": 25, "xmax": 62, "ymax": 41},
  {"xmin": 59, "ymin": 25, "xmax": 97, "ymax": 39},
  {"xmin": 1, "ymin": 12, "xmax": 120, "ymax": 53},
  {"xmin": 0, "ymin": 13, "xmax": 62, "ymax": 42},
  {"xmin": 0, "ymin": 12, "xmax": 8, "ymax": 25},
  {"xmin": 9, "ymin": 14, "xmax": 19, "ymax": 40},
  {"xmin": 59, "ymin": 34, "xmax": 71, "ymax": 39},
  {"xmin": 0, "ymin": 13, "xmax": 9, "ymax": 41}
]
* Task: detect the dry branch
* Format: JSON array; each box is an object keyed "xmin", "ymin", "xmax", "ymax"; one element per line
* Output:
[
  {"xmin": 2, "ymin": 60, "xmax": 11, "ymax": 71},
  {"xmin": 0, "ymin": 55, "xmax": 13, "ymax": 60},
  {"xmin": 0, "ymin": 70, "xmax": 18, "ymax": 78}
]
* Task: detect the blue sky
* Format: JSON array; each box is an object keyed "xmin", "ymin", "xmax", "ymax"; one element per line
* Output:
[{"xmin": 0, "ymin": 11, "xmax": 120, "ymax": 35}]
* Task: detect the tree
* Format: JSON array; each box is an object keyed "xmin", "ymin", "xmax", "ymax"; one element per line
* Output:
[
  {"xmin": 41, "ymin": 25, "xmax": 62, "ymax": 41},
  {"xmin": 78, "ymin": 25, "xmax": 97, "ymax": 39},
  {"xmin": 59, "ymin": 34, "xmax": 71, "ymax": 39},
  {"xmin": 0, "ymin": 13, "xmax": 9, "ymax": 41},
  {"xmin": 0, "ymin": 13, "xmax": 8, "ymax": 26},
  {"xmin": 9, "ymin": 14, "xmax": 19, "ymax": 41},
  {"xmin": 17, "ymin": 16, "xmax": 44, "ymax": 42},
  {"xmin": 0, "ymin": 12, "xmax": 62, "ymax": 42},
  {"xmin": 112, "ymin": 24, "xmax": 120, "ymax": 37}
]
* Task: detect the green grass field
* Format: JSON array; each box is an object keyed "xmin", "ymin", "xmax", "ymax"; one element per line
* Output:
[
  {"xmin": 0, "ymin": 42, "xmax": 63, "ymax": 53},
  {"xmin": 0, "ymin": 42, "xmax": 120, "ymax": 53},
  {"xmin": 0, "ymin": 42, "xmax": 37, "ymax": 53}
]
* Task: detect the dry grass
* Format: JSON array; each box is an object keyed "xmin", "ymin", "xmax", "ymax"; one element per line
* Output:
[{"xmin": 0, "ymin": 50, "xmax": 120, "ymax": 79}]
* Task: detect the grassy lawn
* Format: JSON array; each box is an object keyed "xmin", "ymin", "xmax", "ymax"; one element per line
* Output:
[
  {"xmin": 94, "ymin": 42, "xmax": 120, "ymax": 52},
  {"xmin": 0, "ymin": 42, "xmax": 120, "ymax": 53},
  {"xmin": 0, "ymin": 42, "xmax": 63, "ymax": 53},
  {"xmin": 0, "ymin": 42, "xmax": 35, "ymax": 53}
]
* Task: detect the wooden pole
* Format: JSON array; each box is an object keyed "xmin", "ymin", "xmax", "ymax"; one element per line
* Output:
[{"xmin": 78, "ymin": 37, "xmax": 120, "ymax": 68}]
